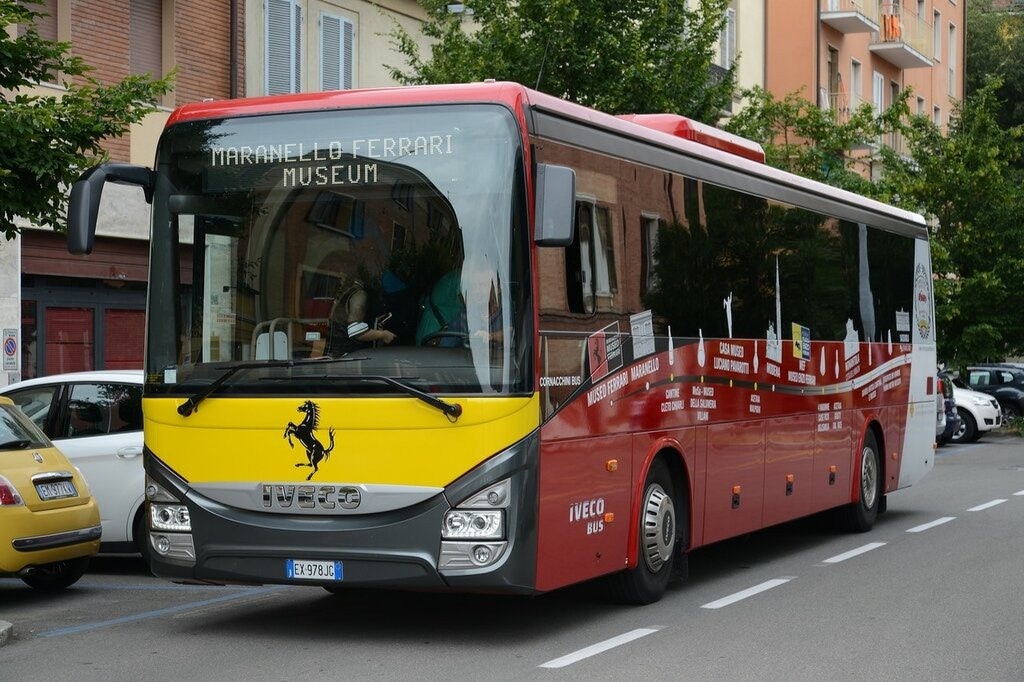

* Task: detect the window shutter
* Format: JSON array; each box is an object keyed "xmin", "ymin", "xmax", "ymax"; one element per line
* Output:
[
  {"xmin": 266, "ymin": 0, "xmax": 302, "ymax": 94},
  {"xmin": 320, "ymin": 12, "xmax": 354, "ymax": 91}
]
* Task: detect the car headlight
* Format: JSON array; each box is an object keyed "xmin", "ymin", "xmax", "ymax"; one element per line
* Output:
[{"xmin": 969, "ymin": 396, "xmax": 991, "ymax": 406}]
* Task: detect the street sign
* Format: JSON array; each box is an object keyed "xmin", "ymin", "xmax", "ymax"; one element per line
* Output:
[{"xmin": 2, "ymin": 329, "xmax": 17, "ymax": 371}]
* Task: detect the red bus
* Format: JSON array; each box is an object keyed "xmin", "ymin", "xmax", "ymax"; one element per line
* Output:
[{"xmin": 68, "ymin": 81, "xmax": 936, "ymax": 604}]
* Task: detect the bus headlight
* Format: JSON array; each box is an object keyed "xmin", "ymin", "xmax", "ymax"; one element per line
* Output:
[
  {"xmin": 150, "ymin": 504, "xmax": 191, "ymax": 532},
  {"xmin": 442, "ymin": 509, "xmax": 503, "ymax": 539}
]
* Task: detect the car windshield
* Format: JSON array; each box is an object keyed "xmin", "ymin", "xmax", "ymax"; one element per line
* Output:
[
  {"xmin": 145, "ymin": 104, "xmax": 531, "ymax": 398},
  {"xmin": 0, "ymin": 405, "xmax": 49, "ymax": 450}
]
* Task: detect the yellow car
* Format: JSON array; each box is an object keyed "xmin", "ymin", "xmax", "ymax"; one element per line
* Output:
[{"xmin": 0, "ymin": 396, "xmax": 101, "ymax": 590}]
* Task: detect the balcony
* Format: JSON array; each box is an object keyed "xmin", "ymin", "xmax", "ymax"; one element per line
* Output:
[
  {"xmin": 823, "ymin": 92, "xmax": 868, "ymax": 124},
  {"xmin": 869, "ymin": 8, "xmax": 933, "ymax": 69},
  {"xmin": 820, "ymin": 0, "xmax": 880, "ymax": 34}
]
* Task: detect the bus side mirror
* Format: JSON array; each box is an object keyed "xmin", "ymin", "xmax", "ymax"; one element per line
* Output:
[
  {"xmin": 534, "ymin": 163, "xmax": 575, "ymax": 247},
  {"xmin": 68, "ymin": 163, "xmax": 155, "ymax": 255}
]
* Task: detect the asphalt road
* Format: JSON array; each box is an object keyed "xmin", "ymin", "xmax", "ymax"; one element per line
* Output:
[{"xmin": 1, "ymin": 433, "xmax": 1022, "ymax": 681}]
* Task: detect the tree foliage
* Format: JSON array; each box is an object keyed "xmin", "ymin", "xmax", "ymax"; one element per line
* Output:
[
  {"xmin": 386, "ymin": 0, "xmax": 736, "ymax": 122},
  {"xmin": 877, "ymin": 82, "xmax": 1024, "ymax": 365},
  {"xmin": 0, "ymin": 0, "xmax": 173, "ymax": 239},
  {"xmin": 724, "ymin": 85, "xmax": 906, "ymax": 195},
  {"xmin": 730, "ymin": 80, "xmax": 1024, "ymax": 365},
  {"xmin": 965, "ymin": 0, "xmax": 1024, "ymax": 130}
]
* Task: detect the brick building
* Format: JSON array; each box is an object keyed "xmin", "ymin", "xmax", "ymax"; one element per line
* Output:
[{"xmin": 1, "ymin": 0, "xmax": 426, "ymax": 385}]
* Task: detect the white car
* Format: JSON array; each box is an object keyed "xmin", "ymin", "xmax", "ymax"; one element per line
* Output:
[
  {"xmin": 1, "ymin": 370, "xmax": 146, "ymax": 559},
  {"xmin": 951, "ymin": 382, "xmax": 1002, "ymax": 443}
]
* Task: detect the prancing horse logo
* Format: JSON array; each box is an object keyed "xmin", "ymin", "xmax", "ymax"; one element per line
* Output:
[{"xmin": 283, "ymin": 400, "xmax": 336, "ymax": 481}]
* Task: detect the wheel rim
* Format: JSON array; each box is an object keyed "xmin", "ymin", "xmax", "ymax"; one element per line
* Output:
[
  {"xmin": 953, "ymin": 416, "xmax": 967, "ymax": 441},
  {"xmin": 860, "ymin": 445, "xmax": 878, "ymax": 510},
  {"xmin": 642, "ymin": 484, "xmax": 675, "ymax": 573}
]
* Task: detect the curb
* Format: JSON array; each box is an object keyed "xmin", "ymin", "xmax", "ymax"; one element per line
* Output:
[{"xmin": 0, "ymin": 619, "xmax": 11, "ymax": 647}]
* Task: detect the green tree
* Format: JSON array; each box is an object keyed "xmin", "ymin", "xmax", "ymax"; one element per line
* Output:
[
  {"xmin": 0, "ymin": 0, "xmax": 173, "ymax": 239},
  {"xmin": 724, "ymin": 85, "xmax": 906, "ymax": 195},
  {"xmin": 877, "ymin": 82, "xmax": 1024, "ymax": 365},
  {"xmin": 965, "ymin": 0, "xmax": 1024, "ymax": 130},
  {"xmin": 386, "ymin": 0, "xmax": 736, "ymax": 122}
]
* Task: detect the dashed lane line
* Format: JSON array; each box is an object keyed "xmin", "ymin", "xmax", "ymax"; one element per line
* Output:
[
  {"xmin": 539, "ymin": 627, "xmax": 662, "ymax": 669},
  {"xmin": 906, "ymin": 517, "xmax": 956, "ymax": 533},
  {"xmin": 821, "ymin": 542, "xmax": 886, "ymax": 564},
  {"xmin": 967, "ymin": 499, "xmax": 1008, "ymax": 512},
  {"xmin": 700, "ymin": 578, "xmax": 794, "ymax": 610}
]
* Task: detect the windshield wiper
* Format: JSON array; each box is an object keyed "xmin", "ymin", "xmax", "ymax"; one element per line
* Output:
[
  {"xmin": 354, "ymin": 375, "xmax": 462, "ymax": 420},
  {"xmin": 266, "ymin": 373, "xmax": 463, "ymax": 420},
  {"xmin": 0, "ymin": 439, "xmax": 32, "ymax": 450},
  {"xmin": 176, "ymin": 356, "xmax": 364, "ymax": 417}
]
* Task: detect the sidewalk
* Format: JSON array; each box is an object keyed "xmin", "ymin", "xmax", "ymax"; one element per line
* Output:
[{"xmin": 0, "ymin": 619, "xmax": 11, "ymax": 647}]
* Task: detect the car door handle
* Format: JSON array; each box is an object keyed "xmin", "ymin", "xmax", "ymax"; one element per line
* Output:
[{"xmin": 117, "ymin": 446, "xmax": 144, "ymax": 458}]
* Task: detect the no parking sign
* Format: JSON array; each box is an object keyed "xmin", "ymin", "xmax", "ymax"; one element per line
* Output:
[{"xmin": 3, "ymin": 329, "xmax": 16, "ymax": 371}]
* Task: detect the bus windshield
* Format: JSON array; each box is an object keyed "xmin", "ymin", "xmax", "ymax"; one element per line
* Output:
[{"xmin": 145, "ymin": 104, "xmax": 530, "ymax": 397}]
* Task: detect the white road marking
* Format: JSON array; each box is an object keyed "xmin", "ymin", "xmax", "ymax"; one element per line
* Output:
[
  {"xmin": 700, "ymin": 578, "xmax": 793, "ymax": 610},
  {"xmin": 906, "ymin": 517, "xmax": 956, "ymax": 533},
  {"xmin": 967, "ymin": 499, "xmax": 1007, "ymax": 512},
  {"xmin": 539, "ymin": 627, "xmax": 662, "ymax": 669},
  {"xmin": 822, "ymin": 542, "xmax": 886, "ymax": 564},
  {"xmin": 1014, "ymin": 490, "xmax": 1024, "ymax": 496}
]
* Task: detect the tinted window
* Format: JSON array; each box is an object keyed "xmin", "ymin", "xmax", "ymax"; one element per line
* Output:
[{"xmin": 65, "ymin": 383, "xmax": 143, "ymax": 438}]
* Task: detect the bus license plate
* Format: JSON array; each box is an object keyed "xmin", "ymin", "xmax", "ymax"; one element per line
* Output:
[
  {"xmin": 286, "ymin": 559, "xmax": 343, "ymax": 581},
  {"xmin": 35, "ymin": 480, "xmax": 78, "ymax": 500}
]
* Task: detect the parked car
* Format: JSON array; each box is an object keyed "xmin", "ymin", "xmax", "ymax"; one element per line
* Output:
[
  {"xmin": 936, "ymin": 377, "xmax": 946, "ymax": 443},
  {"xmin": 948, "ymin": 377, "xmax": 1002, "ymax": 443},
  {"xmin": 0, "ymin": 370, "xmax": 146, "ymax": 559},
  {"xmin": 936, "ymin": 373, "xmax": 960, "ymax": 446},
  {"xmin": 1, "ymin": 396, "xmax": 101, "ymax": 589},
  {"xmin": 965, "ymin": 365, "xmax": 1024, "ymax": 424}
]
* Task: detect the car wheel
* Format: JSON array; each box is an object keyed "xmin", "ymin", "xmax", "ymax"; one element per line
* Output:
[
  {"xmin": 839, "ymin": 431, "xmax": 880, "ymax": 533},
  {"xmin": 20, "ymin": 557, "xmax": 90, "ymax": 591},
  {"xmin": 1002, "ymin": 403, "xmax": 1022, "ymax": 424},
  {"xmin": 607, "ymin": 459, "xmax": 682, "ymax": 605},
  {"xmin": 951, "ymin": 408, "xmax": 976, "ymax": 444}
]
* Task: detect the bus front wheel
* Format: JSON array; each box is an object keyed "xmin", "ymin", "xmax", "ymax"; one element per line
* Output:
[
  {"xmin": 840, "ymin": 430, "xmax": 881, "ymax": 533},
  {"xmin": 609, "ymin": 459, "xmax": 679, "ymax": 605}
]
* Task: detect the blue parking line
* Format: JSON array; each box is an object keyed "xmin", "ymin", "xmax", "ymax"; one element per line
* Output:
[{"xmin": 39, "ymin": 587, "xmax": 282, "ymax": 638}]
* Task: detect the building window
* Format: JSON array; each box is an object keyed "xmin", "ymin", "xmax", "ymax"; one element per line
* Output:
[
  {"xmin": 872, "ymin": 71, "xmax": 885, "ymax": 115},
  {"xmin": 266, "ymin": 0, "xmax": 302, "ymax": 94},
  {"xmin": 718, "ymin": 6, "xmax": 736, "ymax": 68},
  {"xmin": 948, "ymin": 23, "xmax": 956, "ymax": 97},
  {"xmin": 565, "ymin": 201, "xmax": 617, "ymax": 314},
  {"xmin": 916, "ymin": 96, "xmax": 925, "ymax": 116},
  {"xmin": 320, "ymin": 12, "xmax": 354, "ymax": 91},
  {"xmin": 130, "ymin": 0, "xmax": 162, "ymax": 78},
  {"xmin": 851, "ymin": 60, "xmax": 862, "ymax": 108},
  {"xmin": 933, "ymin": 105, "xmax": 941, "ymax": 127},
  {"xmin": 641, "ymin": 214, "xmax": 660, "ymax": 295},
  {"xmin": 933, "ymin": 10, "xmax": 941, "ymax": 60}
]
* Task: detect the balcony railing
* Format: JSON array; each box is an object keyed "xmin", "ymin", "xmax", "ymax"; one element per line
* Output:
[
  {"xmin": 824, "ymin": 92, "xmax": 868, "ymax": 123},
  {"xmin": 869, "ymin": 6, "xmax": 933, "ymax": 68},
  {"xmin": 820, "ymin": 0, "xmax": 880, "ymax": 33}
]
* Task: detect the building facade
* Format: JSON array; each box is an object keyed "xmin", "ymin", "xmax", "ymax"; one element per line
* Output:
[
  {"xmin": 764, "ymin": 1, "xmax": 964, "ymax": 147},
  {"xmin": 1, "ymin": 0, "xmax": 427, "ymax": 387}
]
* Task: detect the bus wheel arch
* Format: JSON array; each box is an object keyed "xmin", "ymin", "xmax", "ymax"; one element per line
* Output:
[{"xmin": 608, "ymin": 451, "xmax": 689, "ymax": 604}]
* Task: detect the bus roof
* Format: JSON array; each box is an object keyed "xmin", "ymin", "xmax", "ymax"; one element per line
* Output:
[{"xmin": 165, "ymin": 81, "xmax": 926, "ymax": 232}]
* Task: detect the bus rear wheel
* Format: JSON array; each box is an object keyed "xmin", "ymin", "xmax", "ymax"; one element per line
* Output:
[
  {"xmin": 840, "ymin": 431, "xmax": 880, "ymax": 533},
  {"xmin": 608, "ymin": 459, "xmax": 679, "ymax": 605}
]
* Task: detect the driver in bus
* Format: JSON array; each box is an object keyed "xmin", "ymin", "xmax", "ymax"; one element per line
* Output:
[{"xmin": 326, "ymin": 277, "xmax": 397, "ymax": 355}]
